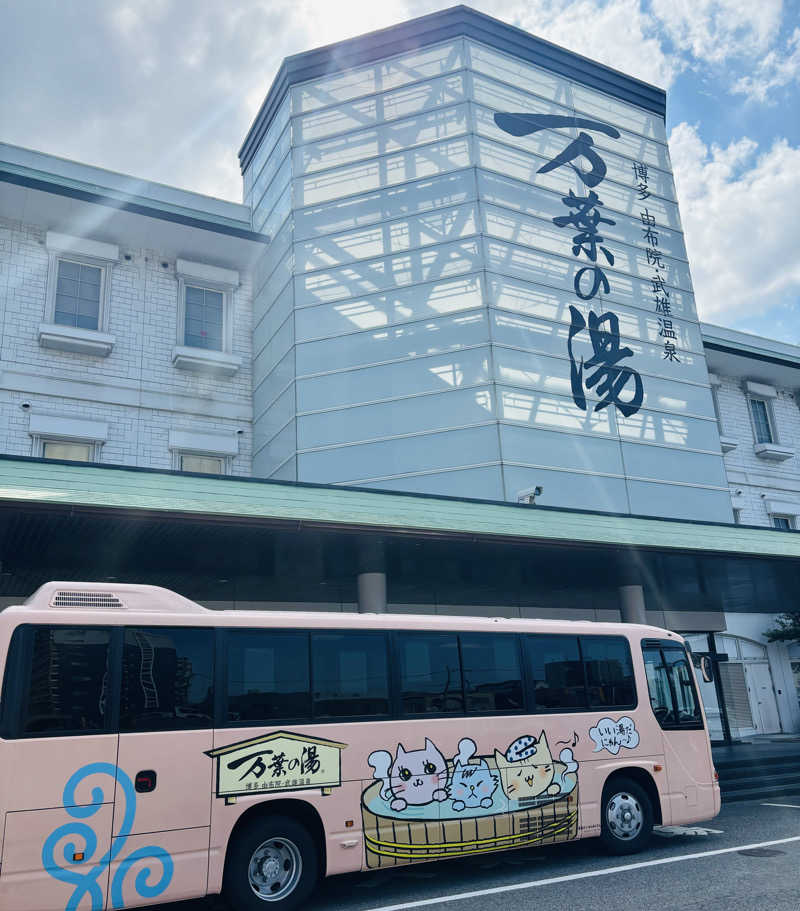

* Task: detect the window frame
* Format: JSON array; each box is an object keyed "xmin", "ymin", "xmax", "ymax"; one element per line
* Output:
[
  {"xmin": 772, "ymin": 515, "xmax": 795, "ymax": 531},
  {"xmin": 641, "ymin": 639, "xmax": 704, "ymax": 731},
  {"xmin": 176, "ymin": 275, "xmax": 234, "ymax": 355},
  {"xmin": 748, "ymin": 396, "xmax": 776, "ymax": 445},
  {"xmin": 37, "ymin": 438, "xmax": 100, "ymax": 463},
  {"xmin": 45, "ymin": 253, "xmax": 114, "ymax": 335},
  {"xmin": 174, "ymin": 451, "xmax": 230, "ymax": 475}
]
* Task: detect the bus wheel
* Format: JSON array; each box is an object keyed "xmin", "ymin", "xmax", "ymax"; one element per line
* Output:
[
  {"xmin": 600, "ymin": 777, "xmax": 653, "ymax": 855},
  {"xmin": 224, "ymin": 814, "xmax": 319, "ymax": 909}
]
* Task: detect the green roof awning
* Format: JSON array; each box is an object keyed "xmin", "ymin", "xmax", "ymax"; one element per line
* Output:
[{"xmin": 0, "ymin": 455, "xmax": 797, "ymax": 559}]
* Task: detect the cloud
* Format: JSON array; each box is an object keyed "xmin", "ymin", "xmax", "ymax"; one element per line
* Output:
[
  {"xmin": 731, "ymin": 27, "xmax": 800, "ymax": 103},
  {"xmin": 669, "ymin": 122, "xmax": 800, "ymax": 323},
  {"xmin": 651, "ymin": 0, "xmax": 783, "ymax": 65}
]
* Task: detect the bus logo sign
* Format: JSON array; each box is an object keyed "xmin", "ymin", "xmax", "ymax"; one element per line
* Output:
[{"xmin": 206, "ymin": 731, "xmax": 347, "ymax": 798}]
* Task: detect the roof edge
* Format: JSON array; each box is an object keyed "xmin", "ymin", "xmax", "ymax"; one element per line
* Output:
[{"xmin": 239, "ymin": 4, "xmax": 666, "ymax": 174}]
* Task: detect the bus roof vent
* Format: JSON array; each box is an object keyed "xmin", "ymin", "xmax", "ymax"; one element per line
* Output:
[{"xmin": 50, "ymin": 590, "xmax": 125, "ymax": 609}]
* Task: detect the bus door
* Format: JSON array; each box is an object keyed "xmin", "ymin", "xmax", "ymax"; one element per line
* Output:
[
  {"xmin": 642, "ymin": 640, "xmax": 714, "ymax": 824},
  {"xmin": 0, "ymin": 624, "xmax": 118, "ymax": 911},
  {"xmin": 112, "ymin": 626, "xmax": 215, "ymax": 908}
]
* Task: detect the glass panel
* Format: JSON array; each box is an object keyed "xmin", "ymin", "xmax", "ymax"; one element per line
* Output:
[
  {"xmin": 311, "ymin": 631, "xmax": 389, "ymax": 717},
  {"xmin": 773, "ymin": 516, "xmax": 792, "ymax": 530},
  {"xmin": 397, "ymin": 631, "xmax": 463, "ymax": 714},
  {"xmin": 749, "ymin": 398, "xmax": 773, "ymax": 444},
  {"xmin": 55, "ymin": 260, "xmax": 100, "ymax": 330},
  {"xmin": 581, "ymin": 636, "xmax": 635, "ymax": 708},
  {"xmin": 184, "ymin": 286, "xmax": 224, "ymax": 351},
  {"xmin": 120, "ymin": 627, "xmax": 214, "ymax": 732},
  {"xmin": 525, "ymin": 634, "xmax": 586, "ymax": 711},
  {"xmin": 643, "ymin": 647, "xmax": 675, "ymax": 726},
  {"xmin": 20, "ymin": 626, "xmax": 112, "ymax": 735},
  {"xmin": 460, "ymin": 633, "xmax": 523, "ymax": 713},
  {"xmin": 42, "ymin": 441, "xmax": 92, "ymax": 462},
  {"xmin": 226, "ymin": 629, "xmax": 310, "ymax": 723},
  {"xmin": 180, "ymin": 455, "xmax": 224, "ymax": 475},
  {"xmin": 665, "ymin": 650, "xmax": 702, "ymax": 726}
]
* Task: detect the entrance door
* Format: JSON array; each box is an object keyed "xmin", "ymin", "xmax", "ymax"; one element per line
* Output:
[
  {"xmin": 112, "ymin": 625, "xmax": 215, "ymax": 909},
  {"xmin": 0, "ymin": 624, "xmax": 117, "ymax": 911},
  {"xmin": 746, "ymin": 662, "xmax": 781, "ymax": 734}
]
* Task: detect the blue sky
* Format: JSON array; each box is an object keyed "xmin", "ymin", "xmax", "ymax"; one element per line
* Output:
[{"xmin": 2, "ymin": 0, "xmax": 799, "ymax": 342}]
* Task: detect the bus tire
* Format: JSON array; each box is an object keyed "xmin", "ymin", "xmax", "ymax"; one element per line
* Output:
[
  {"xmin": 223, "ymin": 813, "xmax": 319, "ymax": 909},
  {"xmin": 600, "ymin": 776, "xmax": 653, "ymax": 855}
]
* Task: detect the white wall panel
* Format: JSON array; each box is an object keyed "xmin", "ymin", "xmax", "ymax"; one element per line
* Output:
[
  {"xmin": 355, "ymin": 464, "xmax": 504, "ymax": 498},
  {"xmin": 296, "ymin": 346, "xmax": 490, "ymax": 411},
  {"xmin": 298, "ymin": 424, "xmax": 499, "ymax": 483},
  {"xmin": 296, "ymin": 203, "xmax": 477, "ymax": 271},
  {"xmin": 292, "ymin": 41, "xmax": 464, "ymax": 113},
  {"xmin": 627, "ymin": 480, "xmax": 732, "ymax": 522},
  {"xmin": 294, "ymin": 274, "xmax": 483, "ymax": 341},
  {"xmin": 500, "ymin": 422, "xmax": 625, "ymax": 475},
  {"xmin": 298, "ymin": 385, "xmax": 494, "ymax": 448},
  {"xmin": 295, "ymin": 170, "xmax": 475, "ymax": 241},
  {"xmin": 501, "ymin": 464, "xmax": 631, "ymax": 512},
  {"xmin": 296, "ymin": 308, "xmax": 489, "ymax": 374},
  {"xmin": 296, "ymin": 238, "xmax": 481, "ymax": 307}
]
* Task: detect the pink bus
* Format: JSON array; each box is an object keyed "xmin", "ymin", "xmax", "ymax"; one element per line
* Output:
[{"xmin": 0, "ymin": 582, "xmax": 719, "ymax": 910}]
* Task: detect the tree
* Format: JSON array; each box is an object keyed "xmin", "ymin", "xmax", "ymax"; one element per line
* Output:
[{"xmin": 765, "ymin": 613, "xmax": 800, "ymax": 644}]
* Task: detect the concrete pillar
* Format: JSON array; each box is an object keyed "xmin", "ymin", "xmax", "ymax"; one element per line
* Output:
[
  {"xmin": 619, "ymin": 584, "xmax": 647, "ymax": 624},
  {"xmin": 357, "ymin": 536, "xmax": 386, "ymax": 613}
]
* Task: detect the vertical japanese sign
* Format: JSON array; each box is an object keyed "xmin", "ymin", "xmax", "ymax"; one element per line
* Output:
[
  {"xmin": 634, "ymin": 161, "xmax": 680, "ymax": 364},
  {"xmin": 495, "ymin": 113, "xmax": 643, "ymax": 417}
]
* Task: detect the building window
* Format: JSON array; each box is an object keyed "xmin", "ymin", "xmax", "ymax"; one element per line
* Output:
[
  {"xmin": 733, "ymin": 508, "xmax": 741, "ymax": 525},
  {"xmin": 184, "ymin": 285, "xmax": 224, "ymax": 351},
  {"xmin": 749, "ymin": 397, "xmax": 774, "ymax": 444},
  {"xmin": 179, "ymin": 453, "xmax": 225, "ymax": 474},
  {"xmin": 772, "ymin": 515, "xmax": 794, "ymax": 530},
  {"xmin": 41, "ymin": 440, "xmax": 95, "ymax": 462},
  {"xmin": 54, "ymin": 260, "xmax": 103, "ymax": 330}
]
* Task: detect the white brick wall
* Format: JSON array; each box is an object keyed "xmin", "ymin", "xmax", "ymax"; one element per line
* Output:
[
  {"xmin": 0, "ymin": 216, "xmax": 253, "ymax": 475},
  {"xmin": 716, "ymin": 375, "xmax": 800, "ymax": 526}
]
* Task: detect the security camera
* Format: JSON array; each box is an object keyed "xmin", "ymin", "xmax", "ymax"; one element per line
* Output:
[
  {"xmin": 760, "ymin": 492, "xmax": 767, "ymax": 499},
  {"xmin": 19, "ymin": 402, "xmax": 31, "ymax": 410},
  {"xmin": 735, "ymin": 489, "xmax": 742, "ymax": 496},
  {"xmin": 236, "ymin": 429, "xmax": 244, "ymax": 435},
  {"xmin": 534, "ymin": 486, "xmax": 543, "ymax": 497}
]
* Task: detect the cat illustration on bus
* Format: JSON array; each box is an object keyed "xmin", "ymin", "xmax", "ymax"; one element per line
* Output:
[{"xmin": 366, "ymin": 731, "xmax": 578, "ymax": 816}]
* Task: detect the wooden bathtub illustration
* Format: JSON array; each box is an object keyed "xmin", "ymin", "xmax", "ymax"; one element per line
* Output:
[{"xmin": 361, "ymin": 771, "xmax": 578, "ymax": 868}]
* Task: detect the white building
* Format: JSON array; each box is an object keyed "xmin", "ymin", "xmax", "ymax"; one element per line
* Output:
[{"xmin": 1, "ymin": 5, "xmax": 799, "ymax": 741}]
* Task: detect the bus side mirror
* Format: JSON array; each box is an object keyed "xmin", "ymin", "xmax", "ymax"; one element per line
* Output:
[{"xmin": 700, "ymin": 655, "xmax": 714, "ymax": 683}]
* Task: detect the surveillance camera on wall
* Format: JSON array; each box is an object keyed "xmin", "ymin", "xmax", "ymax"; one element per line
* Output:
[
  {"xmin": 735, "ymin": 489, "xmax": 742, "ymax": 496},
  {"xmin": 534, "ymin": 486, "xmax": 543, "ymax": 497},
  {"xmin": 19, "ymin": 402, "xmax": 31, "ymax": 410},
  {"xmin": 760, "ymin": 492, "xmax": 767, "ymax": 499}
]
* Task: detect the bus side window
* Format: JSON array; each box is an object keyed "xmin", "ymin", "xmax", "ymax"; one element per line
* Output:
[
  {"xmin": 525, "ymin": 634, "xmax": 586, "ymax": 712},
  {"xmin": 226, "ymin": 629, "xmax": 310, "ymax": 725},
  {"xmin": 581, "ymin": 636, "xmax": 636, "ymax": 710},
  {"xmin": 120, "ymin": 627, "xmax": 214, "ymax": 732},
  {"xmin": 642, "ymin": 647, "xmax": 675, "ymax": 726},
  {"xmin": 9, "ymin": 625, "xmax": 113, "ymax": 737},
  {"xmin": 460, "ymin": 633, "xmax": 524, "ymax": 714},
  {"xmin": 312, "ymin": 631, "xmax": 390, "ymax": 718},
  {"xmin": 664, "ymin": 649, "xmax": 702, "ymax": 726},
  {"xmin": 397, "ymin": 632, "xmax": 463, "ymax": 715}
]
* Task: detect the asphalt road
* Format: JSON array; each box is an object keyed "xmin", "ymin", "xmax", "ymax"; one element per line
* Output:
[{"xmin": 146, "ymin": 797, "xmax": 800, "ymax": 911}]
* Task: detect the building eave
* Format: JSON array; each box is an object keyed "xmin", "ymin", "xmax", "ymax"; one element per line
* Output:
[{"xmin": 0, "ymin": 455, "xmax": 797, "ymax": 560}]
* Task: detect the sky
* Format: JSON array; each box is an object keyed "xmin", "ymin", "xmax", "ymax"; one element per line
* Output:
[{"xmin": 2, "ymin": 0, "xmax": 800, "ymax": 342}]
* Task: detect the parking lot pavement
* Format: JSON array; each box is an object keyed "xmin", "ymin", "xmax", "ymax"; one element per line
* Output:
[{"xmin": 143, "ymin": 796, "xmax": 800, "ymax": 911}]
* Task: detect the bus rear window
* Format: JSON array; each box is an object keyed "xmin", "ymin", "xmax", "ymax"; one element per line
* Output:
[{"xmin": 17, "ymin": 626, "xmax": 113, "ymax": 736}]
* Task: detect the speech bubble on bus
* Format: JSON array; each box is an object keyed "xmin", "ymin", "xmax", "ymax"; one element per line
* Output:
[{"xmin": 589, "ymin": 716, "xmax": 639, "ymax": 755}]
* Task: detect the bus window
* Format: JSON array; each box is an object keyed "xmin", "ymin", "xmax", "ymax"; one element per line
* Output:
[
  {"xmin": 120, "ymin": 627, "xmax": 214, "ymax": 732},
  {"xmin": 397, "ymin": 631, "xmax": 463, "ymax": 715},
  {"xmin": 525, "ymin": 634, "xmax": 586, "ymax": 711},
  {"xmin": 643, "ymin": 642, "xmax": 703, "ymax": 729},
  {"xmin": 460, "ymin": 633, "xmax": 524, "ymax": 713},
  {"xmin": 312, "ymin": 631, "xmax": 390, "ymax": 718},
  {"xmin": 226, "ymin": 629, "xmax": 310, "ymax": 724},
  {"xmin": 581, "ymin": 636, "xmax": 636, "ymax": 709},
  {"xmin": 15, "ymin": 626, "xmax": 113, "ymax": 736}
]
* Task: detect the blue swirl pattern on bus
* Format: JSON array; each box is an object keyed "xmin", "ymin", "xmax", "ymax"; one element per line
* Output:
[{"xmin": 41, "ymin": 762, "xmax": 174, "ymax": 910}]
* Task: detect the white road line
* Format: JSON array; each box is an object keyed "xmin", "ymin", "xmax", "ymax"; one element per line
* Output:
[
  {"xmin": 362, "ymin": 835, "xmax": 800, "ymax": 911},
  {"xmin": 762, "ymin": 802, "xmax": 800, "ymax": 809}
]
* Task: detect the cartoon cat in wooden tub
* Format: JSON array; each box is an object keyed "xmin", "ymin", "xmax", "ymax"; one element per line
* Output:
[{"xmin": 361, "ymin": 735, "xmax": 578, "ymax": 868}]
